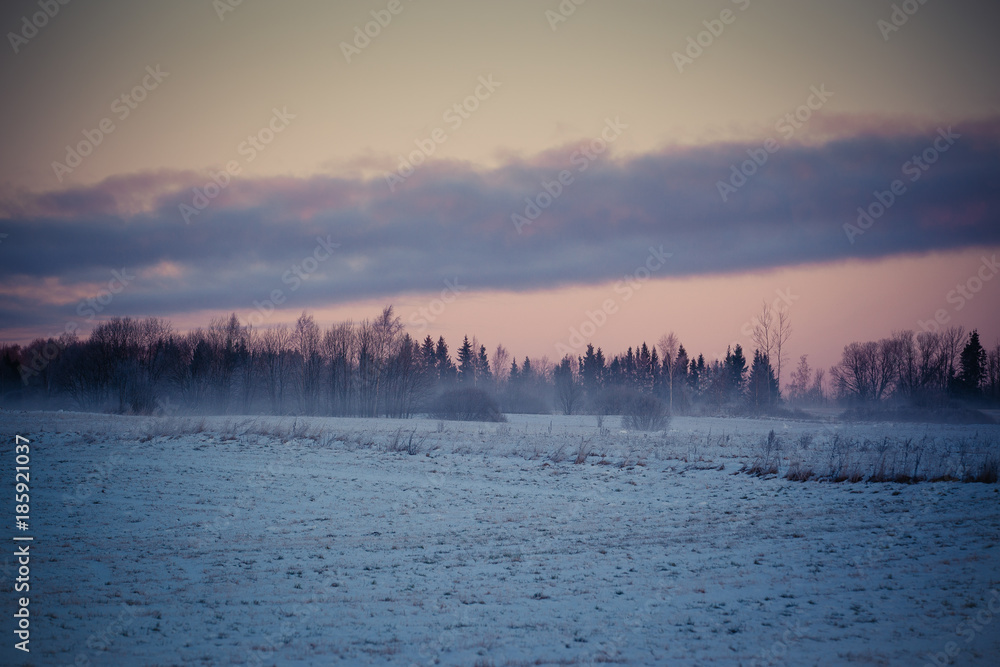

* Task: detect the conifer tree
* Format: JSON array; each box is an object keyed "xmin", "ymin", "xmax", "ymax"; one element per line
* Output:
[
  {"xmin": 435, "ymin": 336, "xmax": 455, "ymax": 380},
  {"xmin": 457, "ymin": 336, "xmax": 475, "ymax": 382},
  {"xmin": 747, "ymin": 349, "xmax": 779, "ymax": 413},
  {"xmin": 959, "ymin": 329, "xmax": 986, "ymax": 397}
]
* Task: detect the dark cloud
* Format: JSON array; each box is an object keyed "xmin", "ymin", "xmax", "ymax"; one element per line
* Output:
[{"xmin": 2, "ymin": 118, "xmax": 999, "ymax": 332}]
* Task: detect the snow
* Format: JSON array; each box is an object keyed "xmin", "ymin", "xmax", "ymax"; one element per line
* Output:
[{"xmin": 1, "ymin": 410, "xmax": 999, "ymax": 665}]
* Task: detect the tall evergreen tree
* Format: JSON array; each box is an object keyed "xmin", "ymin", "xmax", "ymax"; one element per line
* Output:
[
  {"xmin": 637, "ymin": 343, "xmax": 653, "ymax": 391},
  {"xmin": 420, "ymin": 335, "xmax": 436, "ymax": 366},
  {"xmin": 747, "ymin": 349, "xmax": 779, "ymax": 413},
  {"xmin": 672, "ymin": 344, "xmax": 688, "ymax": 407},
  {"xmin": 521, "ymin": 357, "xmax": 533, "ymax": 381},
  {"xmin": 581, "ymin": 344, "xmax": 603, "ymax": 393},
  {"xmin": 476, "ymin": 344, "xmax": 491, "ymax": 384},
  {"xmin": 688, "ymin": 354, "xmax": 704, "ymax": 397},
  {"xmin": 457, "ymin": 336, "xmax": 475, "ymax": 382},
  {"xmin": 958, "ymin": 329, "xmax": 986, "ymax": 397},
  {"xmin": 725, "ymin": 344, "xmax": 748, "ymax": 401},
  {"xmin": 435, "ymin": 336, "xmax": 455, "ymax": 380}
]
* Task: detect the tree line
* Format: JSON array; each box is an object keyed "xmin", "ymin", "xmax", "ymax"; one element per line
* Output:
[
  {"xmin": 829, "ymin": 327, "xmax": 999, "ymax": 407},
  {"xmin": 1, "ymin": 305, "xmax": 997, "ymax": 418}
]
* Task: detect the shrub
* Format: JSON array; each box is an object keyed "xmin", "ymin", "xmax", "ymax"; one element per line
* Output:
[
  {"xmin": 386, "ymin": 428, "xmax": 423, "ymax": 455},
  {"xmin": 590, "ymin": 386, "xmax": 635, "ymax": 417},
  {"xmin": 622, "ymin": 394, "xmax": 671, "ymax": 432},
  {"xmin": 743, "ymin": 429, "xmax": 781, "ymax": 477},
  {"xmin": 784, "ymin": 459, "xmax": 814, "ymax": 481},
  {"xmin": 431, "ymin": 388, "xmax": 506, "ymax": 422},
  {"xmin": 965, "ymin": 455, "xmax": 999, "ymax": 484}
]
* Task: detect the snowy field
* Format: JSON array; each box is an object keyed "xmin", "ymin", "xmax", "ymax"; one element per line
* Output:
[{"xmin": 1, "ymin": 410, "xmax": 999, "ymax": 666}]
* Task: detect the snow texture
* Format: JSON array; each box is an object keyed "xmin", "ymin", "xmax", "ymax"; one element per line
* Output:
[{"xmin": 1, "ymin": 410, "xmax": 998, "ymax": 665}]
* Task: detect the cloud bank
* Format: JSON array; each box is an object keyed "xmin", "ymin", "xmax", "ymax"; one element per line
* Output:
[{"xmin": 2, "ymin": 117, "xmax": 999, "ymax": 332}]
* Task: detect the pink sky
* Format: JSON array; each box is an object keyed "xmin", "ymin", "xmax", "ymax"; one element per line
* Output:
[{"xmin": 2, "ymin": 0, "xmax": 999, "ymax": 386}]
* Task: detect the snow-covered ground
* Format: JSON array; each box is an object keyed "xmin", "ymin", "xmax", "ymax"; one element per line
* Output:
[{"xmin": 1, "ymin": 410, "xmax": 998, "ymax": 665}]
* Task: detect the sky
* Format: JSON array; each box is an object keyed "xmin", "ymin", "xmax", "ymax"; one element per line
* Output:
[{"xmin": 1, "ymin": 0, "xmax": 999, "ymax": 381}]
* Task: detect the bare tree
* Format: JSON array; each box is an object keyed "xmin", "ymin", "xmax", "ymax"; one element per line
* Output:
[
  {"xmin": 832, "ymin": 337, "xmax": 902, "ymax": 403},
  {"xmin": 810, "ymin": 368, "xmax": 825, "ymax": 403},
  {"xmin": 939, "ymin": 325, "xmax": 966, "ymax": 389},
  {"xmin": 383, "ymin": 333, "xmax": 424, "ymax": 418},
  {"xmin": 258, "ymin": 324, "xmax": 292, "ymax": 413},
  {"xmin": 657, "ymin": 332, "xmax": 679, "ymax": 413},
  {"xmin": 294, "ymin": 312, "xmax": 323, "ymax": 413},
  {"xmin": 915, "ymin": 331, "xmax": 943, "ymax": 392},
  {"xmin": 987, "ymin": 341, "xmax": 1000, "ymax": 403},
  {"xmin": 323, "ymin": 321, "xmax": 355, "ymax": 415},
  {"xmin": 235, "ymin": 324, "xmax": 257, "ymax": 413},
  {"xmin": 774, "ymin": 309, "xmax": 792, "ymax": 395},
  {"xmin": 787, "ymin": 354, "xmax": 811, "ymax": 404},
  {"xmin": 491, "ymin": 344, "xmax": 510, "ymax": 385},
  {"xmin": 534, "ymin": 356, "xmax": 554, "ymax": 382},
  {"xmin": 356, "ymin": 306, "xmax": 404, "ymax": 416},
  {"xmin": 197, "ymin": 313, "xmax": 248, "ymax": 413},
  {"xmin": 554, "ymin": 355, "xmax": 582, "ymax": 415},
  {"xmin": 751, "ymin": 301, "xmax": 774, "ymax": 362}
]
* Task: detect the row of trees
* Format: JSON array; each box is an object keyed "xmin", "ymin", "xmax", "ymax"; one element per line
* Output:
[
  {"xmin": 1, "ymin": 306, "xmax": 997, "ymax": 417},
  {"xmin": 830, "ymin": 327, "xmax": 1000, "ymax": 406}
]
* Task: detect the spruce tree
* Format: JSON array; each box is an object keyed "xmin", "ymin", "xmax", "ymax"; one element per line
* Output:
[
  {"xmin": 959, "ymin": 329, "xmax": 986, "ymax": 397},
  {"xmin": 421, "ymin": 335, "xmax": 436, "ymax": 368},
  {"xmin": 725, "ymin": 344, "xmax": 748, "ymax": 401},
  {"xmin": 457, "ymin": 336, "xmax": 474, "ymax": 382},
  {"xmin": 435, "ymin": 336, "xmax": 455, "ymax": 380},
  {"xmin": 476, "ymin": 344, "xmax": 491, "ymax": 383},
  {"xmin": 747, "ymin": 350, "xmax": 779, "ymax": 413}
]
